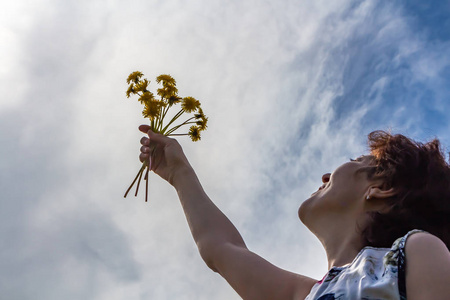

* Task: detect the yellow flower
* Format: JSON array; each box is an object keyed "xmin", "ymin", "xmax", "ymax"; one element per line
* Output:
[
  {"xmin": 168, "ymin": 95, "xmax": 182, "ymax": 106},
  {"xmin": 138, "ymin": 91, "xmax": 155, "ymax": 105},
  {"xmin": 194, "ymin": 108, "xmax": 208, "ymax": 131},
  {"xmin": 196, "ymin": 116, "xmax": 208, "ymax": 131},
  {"xmin": 127, "ymin": 71, "xmax": 144, "ymax": 84},
  {"xmin": 194, "ymin": 107, "xmax": 205, "ymax": 119},
  {"xmin": 134, "ymin": 79, "xmax": 150, "ymax": 93},
  {"xmin": 188, "ymin": 125, "xmax": 201, "ymax": 141},
  {"xmin": 156, "ymin": 74, "xmax": 176, "ymax": 86},
  {"xmin": 181, "ymin": 96, "xmax": 200, "ymax": 113},
  {"xmin": 142, "ymin": 100, "xmax": 165, "ymax": 121},
  {"xmin": 126, "ymin": 84, "xmax": 135, "ymax": 98},
  {"xmin": 157, "ymin": 85, "xmax": 178, "ymax": 99}
]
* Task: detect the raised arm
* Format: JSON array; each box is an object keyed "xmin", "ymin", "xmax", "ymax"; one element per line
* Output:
[{"xmin": 138, "ymin": 125, "xmax": 317, "ymax": 300}]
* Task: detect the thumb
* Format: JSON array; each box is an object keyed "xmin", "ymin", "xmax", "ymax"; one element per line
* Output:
[
  {"xmin": 146, "ymin": 129, "xmax": 167, "ymax": 143},
  {"xmin": 139, "ymin": 124, "xmax": 151, "ymax": 133},
  {"xmin": 138, "ymin": 125, "xmax": 168, "ymax": 144}
]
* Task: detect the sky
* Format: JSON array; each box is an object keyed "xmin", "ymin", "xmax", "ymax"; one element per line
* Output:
[{"xmin": 1, "ymin": 0, "xmax": 449, "ymax": 299}]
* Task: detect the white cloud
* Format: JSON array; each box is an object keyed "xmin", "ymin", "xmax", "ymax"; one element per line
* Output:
[{"xmin": 1, "ymin": 0, "xmax": 450, "ymax": 299}]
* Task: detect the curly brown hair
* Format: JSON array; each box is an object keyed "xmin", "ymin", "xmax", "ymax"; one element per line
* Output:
[{"xmin": 362, "ymin": 130, "xmax": 450, "ymax": 250}]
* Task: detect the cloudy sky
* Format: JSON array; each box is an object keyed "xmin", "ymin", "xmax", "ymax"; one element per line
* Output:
[{"xmin": 1, "ymin": 0, "xmax": 449, "ymax": 299}]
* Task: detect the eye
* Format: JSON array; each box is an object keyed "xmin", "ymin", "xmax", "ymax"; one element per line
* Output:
[{"xmin": 349, "ymin": 156, "xmax": 365, "ymax": 162}]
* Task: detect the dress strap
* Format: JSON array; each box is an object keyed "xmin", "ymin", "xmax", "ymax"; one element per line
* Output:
[{"xmin": 396, "ymin": 229, "xmax": 424, "ymax": 300}]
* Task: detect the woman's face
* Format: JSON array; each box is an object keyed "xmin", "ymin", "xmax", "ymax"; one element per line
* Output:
[{"xmin": 298, "ymin": 155, "xmax": 376, "ymax": 228}]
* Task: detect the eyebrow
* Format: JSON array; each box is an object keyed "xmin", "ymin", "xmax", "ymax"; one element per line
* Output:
[{"xmin": 353, "ymin": 155, "xmax": 376, "ymax": 164}]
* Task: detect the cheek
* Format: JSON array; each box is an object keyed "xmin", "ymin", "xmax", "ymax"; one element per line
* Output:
[{"xmin": 299, "ymin": 189, "xmax": 349, "ymax": 222}]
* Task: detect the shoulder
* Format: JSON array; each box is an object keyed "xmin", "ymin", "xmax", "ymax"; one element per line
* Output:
[
  {"xmin": 405, "ymin": 231, "xmax": 449, "ymax": 259},
  {"xmin": 405, "ymin": 232, "xmax": 450, "ymax": 300}
]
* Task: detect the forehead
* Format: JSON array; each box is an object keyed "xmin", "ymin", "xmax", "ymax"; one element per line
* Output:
[
  {"xmin": 354, "ymin": 155, "xmax": 377, "ymax": 166},
  {"xmin": 357, "ymin": 155, "xmax": 375, "ymax": 161}
]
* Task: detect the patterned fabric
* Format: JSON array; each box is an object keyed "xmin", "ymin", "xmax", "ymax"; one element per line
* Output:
[{"xmin": 305, "ymin": 230, "xmax": 423, "ymax": 300}]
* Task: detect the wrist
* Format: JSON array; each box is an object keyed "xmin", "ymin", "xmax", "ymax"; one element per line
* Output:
[{"xmin": 171, "ymin": 164, "xmax": 197, "ymax": 189}]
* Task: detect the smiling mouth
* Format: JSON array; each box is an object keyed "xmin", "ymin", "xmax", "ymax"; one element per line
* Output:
[
  {"xmin": 318, "ymin": 184, "xmax": 327, "ymax": 191},
  {"xmin": 311, "ymin": 184, "xmax": 327, "ymax": 196},
  {"xmin": 311, "ymin": 185, "xmax": 325, "ymax": 196}
]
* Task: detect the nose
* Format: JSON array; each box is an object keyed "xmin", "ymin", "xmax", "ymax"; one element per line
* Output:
[{"xmin": 322, "ymin": 173, "xmax": 331, "ymax": 183}]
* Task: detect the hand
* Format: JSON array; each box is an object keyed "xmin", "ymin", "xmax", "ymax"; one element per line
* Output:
[{"xmin": 139, "ymin": 125, "xmax": 193, "ymax": 185}]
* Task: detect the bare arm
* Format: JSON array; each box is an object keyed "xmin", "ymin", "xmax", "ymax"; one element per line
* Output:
[
  {"xmin": 139, "ymin": 126, "xmax": 317, "ymax": 300},
  {"xmin": 406, "ymin": 232, "xmax": 450, "ymax": 300}
]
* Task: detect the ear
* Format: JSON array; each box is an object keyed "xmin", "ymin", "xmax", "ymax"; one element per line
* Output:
[{"xmin": 366, "ymin": 186, "xmax": 396, "ymax": 200}]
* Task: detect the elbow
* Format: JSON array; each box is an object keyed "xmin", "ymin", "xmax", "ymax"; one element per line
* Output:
[
  {"xmin": 197, "ymin": 241, "xmax": 219, "ymax": 272},
  {"xmin": 196, "ymin": 239, "xmax": 247, "ymax": 274}
]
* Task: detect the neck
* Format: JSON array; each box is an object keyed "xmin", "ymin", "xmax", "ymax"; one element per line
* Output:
[
  {"xmin": 323, "ymin": 236, "xmax": 363, "ymax": 269},
  {"xmin": 314, "ymin": 220, "xmax": 366, "ymax": 269}
]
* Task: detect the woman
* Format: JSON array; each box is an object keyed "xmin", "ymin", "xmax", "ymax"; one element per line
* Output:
[{"xmin": 138, "ymin": 125, "xmax": 450, "ymax": 300}]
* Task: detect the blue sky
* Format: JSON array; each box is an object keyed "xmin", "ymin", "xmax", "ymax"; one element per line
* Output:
[{"xmin": 1, "ymin": 0, "xmax": 449, "ymax": 299}]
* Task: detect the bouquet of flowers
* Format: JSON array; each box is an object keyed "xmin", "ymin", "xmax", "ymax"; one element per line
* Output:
[{"xmin": 124, "ymin": 71, "xmax": 208, "ymax": 202}]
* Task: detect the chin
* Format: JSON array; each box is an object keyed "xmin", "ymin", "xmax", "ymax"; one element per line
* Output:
[{"xmin": 298, "ymin": 198, "xmax": 311, "ymax": 224}]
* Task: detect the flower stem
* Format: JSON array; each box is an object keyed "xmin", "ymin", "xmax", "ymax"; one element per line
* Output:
[
  {"xmin": 124, "ymin": 162, "xmax": 147, "ymax": 198},
  {"xmin": 158, "ymin": 104, "xmax": 170, "ymax": 132},
  {"xmin": 164, "ymin": 117, "xmax": 195, "ymax": 135},
  {"xmin": 134, "ymin": 164, "xmax": 145, "ymax": 196},
  {"xmin": 161, "ymin": 109, "xmax": 184, "ymax": 134},
  {"xmin": 145, "ymin": 167, "xmax": 150, "ymax": 202}
]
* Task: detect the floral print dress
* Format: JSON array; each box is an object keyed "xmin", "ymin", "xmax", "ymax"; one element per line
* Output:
[{"xmin": 305, "ymin": 230, "xmax": 423, "ymax": 300}]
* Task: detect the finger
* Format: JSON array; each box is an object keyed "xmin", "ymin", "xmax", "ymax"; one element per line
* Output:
[
  {"xmin": 140, "ymin": 136, "xmax": 149, "ymax": 145},
  {"xmin": 140, "ymin": 145, "xmax": 150, "ymax": 153},
  {"xmin": 139, "ymin": 152, "xmax": 149, "ymax": 163},
  {"xmin": 139, "ymin": 124, "xmax": 151, "ymax": 133}
]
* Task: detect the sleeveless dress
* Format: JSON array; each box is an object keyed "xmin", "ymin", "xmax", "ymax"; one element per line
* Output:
[{"xmin": 305, "ymin": 230, "xmax": 423, "ymax": 300}]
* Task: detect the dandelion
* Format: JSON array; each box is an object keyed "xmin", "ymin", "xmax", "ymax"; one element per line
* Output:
[
  {"xmin": 124, "ymin": 71, "xmax": 208, "ymax": 202},
  {"xmin": 157, "ymin": 85, "xmax": 178, "ymax": 99},
  {"xmin": 182, "ymin": 96, "xmax": 201, "ymax": 113},
  {"xmin": 194, "ymin": 108, "xmax": 208, "ymax": 131},
  {"xmin": 188, "ymin": 126, "xmax": 201, "ymax": 141},
  {"xmin": 194, "ymin": 108, "xmax": 205, "ymax": 120},
  {"xmin": 127, "ymin": 71, "xmax": 144, "ymax": 84},
  {"xmin": 196, "ymin": 117, "xmax": 208, "ymax": 131},
  {"xmin": 156, "ymin": 74, "xmax": 176, "ymax": 86},
  {"xmin": 126, "ymin": 84, "xmax": 135, "ymax": 98},
  {"xmin": 168, "ymin": 95, "xmax": 182, "ymax": 106},
  {"xmin": 138, "ymin": 91, "xmax": 155, "ymax": 105},
  {"xmin": 142, "ymin": 100, "xmax": 165, "ymax": 120},
  {"xmin": 134, "ymin": 79, "xmax": 150, "ymax": 93}
]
